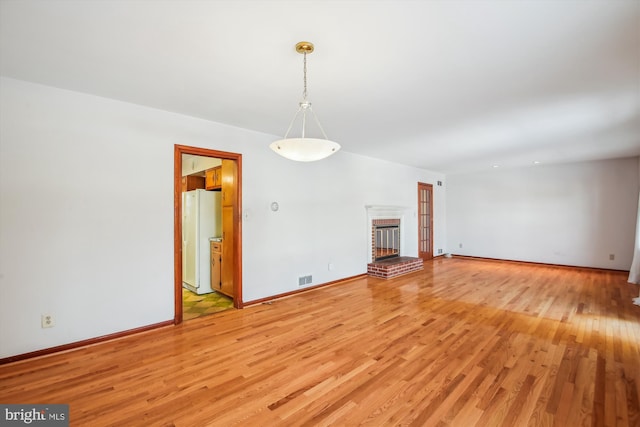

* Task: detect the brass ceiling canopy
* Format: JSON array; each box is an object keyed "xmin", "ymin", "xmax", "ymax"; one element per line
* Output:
[{"xmin": 295, "ymin": 41, "xmax": 314, "ymax": 54}]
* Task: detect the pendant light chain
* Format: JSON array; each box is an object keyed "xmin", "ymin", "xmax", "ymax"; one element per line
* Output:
[
  {"xmin": 301, "ymin": 51, "xmax": 308, "ymax": 138},
  {"xmin": 302, "ymin": 51, "xmax": 308, "ymax": 101}
]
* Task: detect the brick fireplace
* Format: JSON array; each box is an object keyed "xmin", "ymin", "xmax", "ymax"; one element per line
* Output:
[{"xmin": 365, "ymin": 205, "xmax": 424, "ymax": 279}]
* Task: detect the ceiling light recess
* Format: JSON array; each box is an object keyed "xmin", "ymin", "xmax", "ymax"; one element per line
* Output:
[{"xmin": 270, "ymin": 41, "xmax": 340, "ymax": 162}]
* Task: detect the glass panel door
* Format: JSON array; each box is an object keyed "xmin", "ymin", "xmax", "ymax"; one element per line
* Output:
[{"xmin": 418, "ymin": 182, "xmax": 433, "ymax": 260}]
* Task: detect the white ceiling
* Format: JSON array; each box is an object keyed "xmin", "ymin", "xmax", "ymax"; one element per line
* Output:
[{"xmin": 1, "ymin": 0, "xmax": 639, "ymax": 174}]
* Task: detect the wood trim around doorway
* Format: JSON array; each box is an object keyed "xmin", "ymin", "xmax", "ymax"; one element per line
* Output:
[{"xmin": 174, "ymin": 145, "xmax": 243, "ymax": 325}]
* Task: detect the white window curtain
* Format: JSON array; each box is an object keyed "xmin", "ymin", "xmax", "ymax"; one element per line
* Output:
[{"xmin": 629, "ymin": 190, "xmax": 640, "ymax": 305}]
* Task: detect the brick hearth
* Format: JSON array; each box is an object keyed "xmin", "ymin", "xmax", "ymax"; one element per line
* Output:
[{"xmin": 367, "ymin": 256, "xmax": 424, "ymax": 279}]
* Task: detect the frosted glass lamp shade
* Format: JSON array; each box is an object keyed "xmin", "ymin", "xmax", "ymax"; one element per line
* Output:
[{"xmin": 270, "ymin": 137, "xmax": 341, "ymax": 162}]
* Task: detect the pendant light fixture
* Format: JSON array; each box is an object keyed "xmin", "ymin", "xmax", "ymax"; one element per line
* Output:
[{"xmin": 270, "ymin": 41, "xmax": 340, "ymax": 162}]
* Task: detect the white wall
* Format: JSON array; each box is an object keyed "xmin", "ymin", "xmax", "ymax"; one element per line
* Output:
[
  {"xmin": 446, "ymin": 158, "xmax": 639, "ymax": 269},
  {"xmin": 0, "ymin": 77, "xmax": 445, "ymax": 358}
]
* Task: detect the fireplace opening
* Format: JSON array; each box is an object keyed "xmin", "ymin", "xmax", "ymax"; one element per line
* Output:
[{"xmin": 372, "ymin": 219, "xmax": 401, "ymax": 261}]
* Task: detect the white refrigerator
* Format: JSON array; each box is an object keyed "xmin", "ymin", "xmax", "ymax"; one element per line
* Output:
[{"xmin": 182, "ymin": 189, "xmax": 221, "ymax": 294}]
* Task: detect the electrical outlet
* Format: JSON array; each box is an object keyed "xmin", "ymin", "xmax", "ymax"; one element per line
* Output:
[
  {"xmin": 41, "ymin": 314, "xmax": 54, "ymax": 328},
  {"xmin": 459, "ymin": 243, "xmax": 463, "ymax": 248},
  {"xmin": 437, "ymin": 249, "xmax": 443, "ymax": 254},
  {"xmin": 328, "ymin": 263, "xmax": 334, "ymax": 271},
  {"xmin": 609, "ymin": 254, "xmax": 615, "ymax": 261}
]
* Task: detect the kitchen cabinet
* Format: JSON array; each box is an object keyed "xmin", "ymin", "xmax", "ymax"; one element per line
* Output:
[
  {"xmin": 210, "ymin": 240, "xmax": 222, "ymax": 293},
  {"xmin": 181, "ymin": 175, "xmax": 205, "ymax": 192},
  {"xmin": 221, "ymin": 160, "xmax": 237, "ymax": 206},
  {"xmin": 220, "ymin": 206, "xmax": 235, "ymax": 297},
  {"xmin": 205, "ymin": 166, "xmax": 222, "ymax": 190},
  {"xmin": 220, "ymin": 159, "xmax": 238, "ymax": 298}
]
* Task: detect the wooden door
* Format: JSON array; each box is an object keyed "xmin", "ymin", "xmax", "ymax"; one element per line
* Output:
[{"xmin": 418, "ymin": 182, "xmax": 433, "ymax": 260}]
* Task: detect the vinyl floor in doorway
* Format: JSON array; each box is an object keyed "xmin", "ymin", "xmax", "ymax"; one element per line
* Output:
[{"xmin": 182, "ymin": 288, "xmax": 233, "ymax": 320}]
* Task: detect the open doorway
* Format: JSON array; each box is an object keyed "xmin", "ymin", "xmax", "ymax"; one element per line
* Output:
[{"xmin": 174, "ymin": 145, "xmax": 243, "ymax": 324}]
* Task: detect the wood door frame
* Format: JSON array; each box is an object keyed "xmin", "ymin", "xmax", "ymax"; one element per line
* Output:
[
  {"xmin": 174, "ymin": 145, "xmax": 243, "ymax": 324},
  {"xmin": 418, "ymin": 182, "xmax": 433, "ymax": 260}
]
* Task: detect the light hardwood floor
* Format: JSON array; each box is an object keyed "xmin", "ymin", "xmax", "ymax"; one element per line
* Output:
[{"xmin": 1, "ymin": 257, "xmax": 639, "ymax": 426}]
